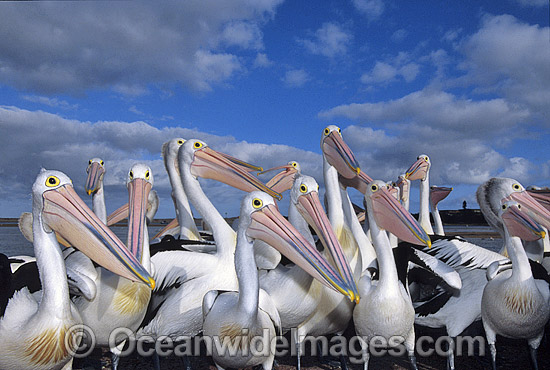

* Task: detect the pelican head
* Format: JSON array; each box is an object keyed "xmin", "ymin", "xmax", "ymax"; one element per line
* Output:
[
  {"xmin": 180, "ymin": 139, "xmax": 282, "ymax": 200},
  {"xmin": 405, "ymin": 154, "xmax": 431, "ymax": 181},
  {"xmin": 85, "ymin": 158, "xmax": 105, "ymax": 195},
  {"xmin": 126, "ymin": 163, "xmax": 153, "ymax": 264},
  {"xmin": 482, "ymin": 178, "xmax": 550, "ymax": 231},
  {"xmin": 260, "ymin": 161, "xmax": 301, "ymax": 194},
  {"xmin": 430, "ymin": 186, "xmax": 453, "ymax": 208},
  {"xmin": 290, "ymin": 174, "xmax": 359, "ymax": 302},
  {"xmin": 364, "ymin": 180, "xmax": 431, "ymax": 247},
  {"xmin": 500, "ymin": 201, "xmax": 546, "ymax": 242},
  {"xmin": 321, "ymin": 125, "xmax": 373, "ymax": 193},
  {"xmin": 162, "ymin": 138, "xmax": 185, "ymax": 175},
  {"xmin": 243, "ymin": 191, "xmax": 356, "ymax": 302},
  {"xmin": 34, "ymin": 169, "xmax": 154, "ymax": 288}
]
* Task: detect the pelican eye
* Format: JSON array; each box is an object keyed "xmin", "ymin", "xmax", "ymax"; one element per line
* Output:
[
  {"xmin": 323, "ymin": 127, "xmax": 330, "ymax": 136},
  {"xmin": 517, "ymin": 204, "xmax": 521, "ymax": 209},
  {"xmin": 145, "ymin": 171, "xmax": 150, "ymax": 180},
  {"xmin": 512, "ymin": 183, "xmax": 521, "ymax": 191},
  {"xmin": 88, "ymin": 159, "xmax": 92, "ymax": 165},
  {"xmin": 371, "ymin": 184, "xmax": 379, "ymax": 192},
  {"xmin": 338, "ymin": 127, "xmax": 341, "ymax": 134},
  {"xmin": 194, "ymin": 142, "xmax": 203, "ymax": 149},
  {"xmin": 100, "ymin": 160, "xmax": 104, "ymax": 166},
  {"xmin": 291, "ymin": 162, "xmax": 297, "ymax": 168},
  {"xmin": 177, "ymin": 139, "xmax": 184, "ymax": 145},
  {"xmin": 45, "ymin": 176, "xmax": 60, "ymax": 187},
  {"xmin": 299, "ymin": 184, "xmax": 308, "ymax": 193},
  {"xmin": 252, "ymin": 198, "xmax": 263, "ymax": 209},
  {"xmin": 502, "ymin": 204, "xmax": 507, "ymax": 210},
  {"xmin": 129, "ymin": 171, "xmax": 134, "ymax": 180}
]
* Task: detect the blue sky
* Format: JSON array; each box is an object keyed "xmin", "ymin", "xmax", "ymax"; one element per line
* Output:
[{"xmin": 0, "ymin": 0, "xmax": 549, "ymax": 219}]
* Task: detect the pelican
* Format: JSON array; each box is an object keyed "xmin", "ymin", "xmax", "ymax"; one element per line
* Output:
[
  {"xmin": 354, "ymin": 181, "xmax": 431, "ymax": 370},
  {"xmin": 67, "ymin": 163, "xmax": 156, "ymax": 369},
  {"xmin": 203, "ymin": 191, "xmax": 356, "ymax": 370},
  {"xmin": 153, "ymin": 138, "xmax": 202, "ymax": 241},
  {"xmin": 85, "ymin": 158, "xmax": 107, "ymax": 222},
  {"xmin": 405, "ymin": 154, "xmax": 434, "ymax": 234},
  {"xmin": 0, "ymin": 253, "xmax": 11, "ymax": 317},
  {"xmin": 0, "ymin": 169, "xmax": 153, "ymax": 370},
  {"xmin": 430, "ymin": 186, "xmax": 453, "ymax": 236},
  {"xmin": 139, "ymin": 139, "xmax": 281, "ymax": 341},
  {"xmin": 478, "ymin": 178, "xmax": 550, "ymax": 370},
  {"xmin": 260, "ymin": 173, "xmax": 359, "ymax": 367}
]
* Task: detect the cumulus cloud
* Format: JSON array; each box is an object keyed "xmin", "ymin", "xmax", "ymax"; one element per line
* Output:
[
  {"xmin": 282, "ymin": 69, "xmax": 309, "ymax": 87},
  {"xmin": 0, "ymin": 0, "xmax": 282, "ymax": 95},
  {"xmin": 458, "ymin": 14, "xmax": 550, "ymax": 119},
  {"xmin": 253, "ymin": 53, "xmax": 273, "ymax": 68},
  {"xmin": 360, "ymin": 52, "xmax": 420, "ymax": 85},
  {"xmin": 0, "ymin": 106, "xmax": 322, "ymax": 217},
  {"xmin": 22, "ymin": 95, "xmax": 78, "ymax": 110},
  {"xmin": 352, "ymin": 0, "xmax": 385, "ymax": 21},
  {"xmin": 391, "ymin": 29, "xmax": 408, "ymax": 42},
  {"xmin": 297, "ymin": 23, "xmax": 352, "ymax": 58}
]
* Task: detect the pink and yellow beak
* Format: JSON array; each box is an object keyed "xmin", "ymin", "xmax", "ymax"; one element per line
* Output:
[
  {"xmin": 41, "ymin": 184, "xmax": 155, "ymax": 289},
  {"xmin": 85, "ymin": 161, "xmax": 105, "ymax": 196},
  {"xmin": 126, "ymin": 177, "xmax": 152, "ymax": 264},
  {"xmin": 527, "ymin": 189, "xmax": 550, "ymax": 212},
  {"xmin": 430, "ymin": 186, "xmax": 453, "ymax": 208},
  {"xmin": 503, "ymin": 190, "xmax": 550, "ymax": 231},
  {"xmin": 501, "ymin": 201, "xmax": 546, "ymax": 241},
  {"xmin": 247, "ymin": 199, "xmax": 357, "ymax": 302},
  {"xmin": 295, "ymin": 190, "xmax": 359, "ymax": 302},
  {"xmin": 191, "ymin": 146, "xmax": 282, "ymax": 200},
  {"xmin": 369, "ymin": 182, "xmax": 431, "ymax": 247},
  {"xmin": 259, "ymin": 163, "xmax": 300, "ymax": 194},
  {"xmin": 405, "ymin": 157, "xmax": 429, "ymax": 181}
]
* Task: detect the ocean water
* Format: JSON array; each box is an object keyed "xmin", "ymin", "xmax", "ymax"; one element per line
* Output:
[{"xmin": 0, "ymin": 225, "xmax": 501, "ymax": 257}]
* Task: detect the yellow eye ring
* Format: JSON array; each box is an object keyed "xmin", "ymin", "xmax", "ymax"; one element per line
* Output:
[
  {"xmin": 291, "ymin": 162, "xmax": 297, "ymax": 168},
  {"xmin": 371, "ymin": 184, "xmax": 379, "ymax": 192},
  {"xmin": 299, "ymin": 184, "xmax": 308, "ymax": 193},
  {"xmin": 194, "ymin": 142, "xmax": 203, "ymax": 149},
  {"xmin": 502, "ymin": 204, "xmax": 507, "ymax": 210},
  {"xmin": 338, "ymin": 127, "xmax": 341, "ymax": 134},
  {"xmin": 100, "ymin": 160, "xmax": 104, "ymax": 166},
  {"xmin": 177, "ymin": 139, "xmax": 184, "ymax": 145},
  {"xmin": 88, "ymin": 159, "xmax": 92, "ymax": 165},
  {"xmin": 145, "ymin": 171, "xmax": 150, "ymax": 180},
  {"xmin": 129, "ymin": 171, "xmax": 134, "ymax": 180},
  {"xmin": 512, "ymin": 183, "xmax": 521, "ymax": 191},
  {"xmin": 252, "ymin": 198, "xmax": 263, "ymax": 209},
  {"xmin": 45, "ymin": 176, "xmax": 60, "ymax": 187},
  {"xmin": 323, "ymin": 127, "xmax": 330, "ymax": 136}
]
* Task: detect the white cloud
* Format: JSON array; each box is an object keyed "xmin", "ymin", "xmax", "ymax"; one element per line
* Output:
[
  {"xmin": 0, "ymin": 105, "xmax": 322, "ymax": 218},
  {"xmin": 298, "ymin": 23, "xmax": 352, "ymax": 58},
  {"xmin": 0, "ymin": 0, "xmax": 283, "ymax": 95},
  {"xmin": 253, "ymin": 53, "xmax": 273, "ymax": 68},
  {"xmin": 513, "ymin": 0, "xmax": 548, "ymax": 6},
  {"xmin": 282, "ymin": 69, "xmax": 309, "ymax": 87},
  {"xmin": 391, "ymin": 29, "xmax": 408, "ymax": 42},
  {"xmin": 22, "ymin": 95, "xmax": 78, "ymax": 110},
  {"xmin": 458, "ymin": 14, "xmax": 550, "ymax": 119},
  {"xmin": 360, "ymin": 53, "xmax": 420, "ymax": 85},
  {"xmin": 352, "ymin": 0, "xmax": 385, "ymax": 21}
]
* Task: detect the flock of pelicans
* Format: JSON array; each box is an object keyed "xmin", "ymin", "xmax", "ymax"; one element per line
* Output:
[{"xmin": 1, "ymin": 125, "xmax": 550, "ymax": 370}]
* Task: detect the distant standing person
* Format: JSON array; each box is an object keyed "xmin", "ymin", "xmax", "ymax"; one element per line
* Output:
[{"xmin": 462, "ymin": 200, "xmax": 467, "ymax": 209}]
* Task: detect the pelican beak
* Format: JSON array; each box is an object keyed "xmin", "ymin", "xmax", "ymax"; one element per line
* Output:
[
  {"xmin": 153, "ymin": 217, "xmax": 180, "ymax": 240},
  {"xmin": 405, "ymin": 158, "xmax": 429, "ymax": 181},
  {"xmin": 218, "ymin": 152, "xmax": 264, "ymax": 172},
  {"xmin": 296, "ymin": 191, "xmax": 359, "ymax": 302},
  {"xmin": 371, "ymin": 187, "xmax": 432, "ymax": 247},
  {"xmin": 247, "ymin": 204, "xmax": 356, "ymax": 302},
  {"xmin": 322, "ymin": 131, "xmax": 362, "ymax": 180},
  {"xmin": 504, "ymin": 191, "xmax": 550, "ymax": 231},
  {"xmin": 396, "ymin": 177, "xmax": 410, "ymax": 202},
  {"xmin": 527, "ymin": 189, "xmax": 550, "ymax": 212},
  {"xmin": 85, "ymin": 162, "xmax": 105, "ymax": 196},
  {"xmin": 41, "ymin": 184, "xmax": 155, "ymax": 289},
  {"xmin": 127, "ymin": 178, "xmax": 152, "ymax": 264},
  {"xmin": 430, "ymin": 186, "xmax": 453, "ymax": 208},
  {"xmin": 259, "ymin": 164, "xmax": 299, "ymax": 194},
  {"xmin": 191, "ymin": 147, "xmax": 282, "ymax": 200},
  {"xmin": 106, "ymin": 203, "xmax": 129, "ymax": 226},
  {"xmin": 501, "ymin": 204, "xmax": 546, "ymax": 241}
]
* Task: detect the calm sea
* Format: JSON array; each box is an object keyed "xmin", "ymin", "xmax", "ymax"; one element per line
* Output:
[{"xmin": 0, "ymin": 225, "xmax": 501, "ymax": 257}]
